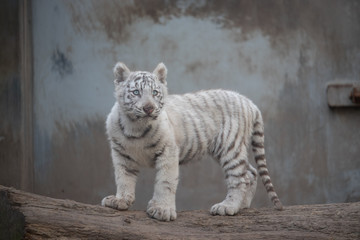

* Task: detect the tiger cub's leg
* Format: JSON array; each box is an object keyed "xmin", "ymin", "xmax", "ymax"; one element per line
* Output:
[
  {"xmin": 101, "ymin": 149, "xmax": 138, "ymax": 210},
  {"xmin": 239, "ymin": 164, "xmax": 257, "ymax": 209},
  {"xmin": 211, "ymin": 144, "xmax": 253, "ymax": 216},
  {"xmin": 146, "ymin": 146, "xmax": 179, "ymax": 221}
]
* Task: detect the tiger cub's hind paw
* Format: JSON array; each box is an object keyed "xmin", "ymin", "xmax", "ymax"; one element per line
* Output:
[{"xmin": 210, "ymin": 201, "xmax": 239, "ymax": 216}]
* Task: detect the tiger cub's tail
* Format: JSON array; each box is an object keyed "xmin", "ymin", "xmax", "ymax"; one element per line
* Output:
[{"xmin": 251, "ymin": 111, "xmax": 283, "ymax": 210}]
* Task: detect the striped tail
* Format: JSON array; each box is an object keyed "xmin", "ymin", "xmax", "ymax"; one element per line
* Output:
[{"xmin": 251, "ymin": 111, "xmax": 283, "ymax": 210}]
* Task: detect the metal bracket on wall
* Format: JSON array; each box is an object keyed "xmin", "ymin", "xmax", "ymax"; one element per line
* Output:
[
  {"xmin": 327, "ymin": 81, "xmax": 360, "ymax": 108},
  {"xmin": 349, "ymin": 87, "xmax": 360, "ymax": 104}
]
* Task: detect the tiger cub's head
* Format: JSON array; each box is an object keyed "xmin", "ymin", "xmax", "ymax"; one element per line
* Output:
[{"xmin": 113, "ymin": 62, "xmax": 168, "ymax": 120}]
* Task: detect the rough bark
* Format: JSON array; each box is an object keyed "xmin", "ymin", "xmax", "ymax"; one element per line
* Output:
[{"xmin": 0, "ymin": 185, "xmax": 359, "ymax": 240}]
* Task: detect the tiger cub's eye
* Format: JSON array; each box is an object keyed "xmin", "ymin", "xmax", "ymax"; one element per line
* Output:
[
  {"xmin": 133, "ymin": 90, "xmax": 140, "ymax": 95},
  {"xmin": 152, "ymin": 90, "xmax": 159, "ymax": 96}
]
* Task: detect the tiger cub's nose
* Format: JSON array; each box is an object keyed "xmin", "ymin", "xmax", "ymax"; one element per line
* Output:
[{"xmin": 143, "ymin": 104, "xmax": 154, "ymax": 115}]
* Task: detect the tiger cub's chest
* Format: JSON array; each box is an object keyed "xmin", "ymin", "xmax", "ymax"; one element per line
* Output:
[
  {"xmin": 116, "ymin": 138, "xmax": 156, "ymax": 166},
  {"xmin": 115, "ymin": 124, "xmax": 168, "ymax": 166}
]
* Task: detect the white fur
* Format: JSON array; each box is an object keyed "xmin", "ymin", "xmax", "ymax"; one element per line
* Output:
[{"xmin": 101, "ymin": 62, "xmax": 282, "ymax": 221}]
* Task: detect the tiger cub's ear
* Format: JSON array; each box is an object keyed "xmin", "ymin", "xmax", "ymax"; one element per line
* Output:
[
  {"xmin": 113, "ymin": 62, "xmax": 131, "ymax": 84},
  {"xmin": 153, "ymin": 62, "xmax": 167, "ymax": 85}
]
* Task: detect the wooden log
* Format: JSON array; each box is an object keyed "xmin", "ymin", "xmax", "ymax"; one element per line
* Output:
[{"xmin": 0, "ymin": 185, "xmax": 359, "ymax": 239}]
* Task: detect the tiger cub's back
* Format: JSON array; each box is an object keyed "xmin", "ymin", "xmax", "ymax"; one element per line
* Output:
[{"xmin": 166, "ymin": 89, "xmax": 260, "ymax": 164}]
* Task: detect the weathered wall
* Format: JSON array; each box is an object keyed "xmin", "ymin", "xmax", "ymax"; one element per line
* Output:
[
  {"xmin": 2, "ymin": 0, "xmax": 359, "ymax": 211},
  {"xmin": 0, "ymin": 0, "xmax": 22, "ymax": 189}
]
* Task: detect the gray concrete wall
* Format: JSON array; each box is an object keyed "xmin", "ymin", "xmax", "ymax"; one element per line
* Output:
[
  {"xmin": 0, "ymin": 0, "xmax": 22, "ymax": 189},
  {"xmin": 1, "ymin": 0, "xmax": 359, "ymax": 211}
]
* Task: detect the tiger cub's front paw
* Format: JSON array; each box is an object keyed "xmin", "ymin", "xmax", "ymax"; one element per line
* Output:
[
  {"xmin": 101, "ymin": 195, "xmax": 134, "ymax": 210},
  {"xmin": 146, "ymin": 199, "xmax": 177, "ymax": 221}
]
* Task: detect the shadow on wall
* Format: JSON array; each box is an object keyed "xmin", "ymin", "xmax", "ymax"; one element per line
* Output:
[{"xmin": 34, "ymin": 117, "xmax": 115, "ymax": 204}]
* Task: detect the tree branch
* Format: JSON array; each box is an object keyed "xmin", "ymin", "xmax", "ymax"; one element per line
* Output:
[{"xmin": 0, "ymin": 185, "xmax": 359, "ymax": 239}]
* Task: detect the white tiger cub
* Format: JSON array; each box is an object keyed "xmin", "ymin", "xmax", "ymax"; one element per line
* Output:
[{"xmin": 101, "ymin": 62, "xmax": 283, "ymax": 221}]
